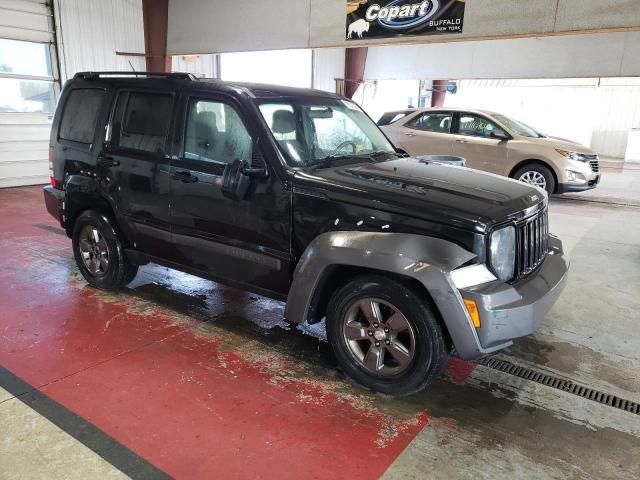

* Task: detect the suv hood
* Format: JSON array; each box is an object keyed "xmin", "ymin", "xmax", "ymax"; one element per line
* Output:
[
  {"xmin": 293, "ymin": 157, "xmax": 545, "ymax": 232},
  {"xmin": 524, "ymin": 135, "xmax": 594, "ymax": 154}
]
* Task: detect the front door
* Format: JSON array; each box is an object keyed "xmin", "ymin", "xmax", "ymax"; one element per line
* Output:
[
  {"xmin": 169, "ymin": 94, "xmax": 291, "ymax": 298},
  {"xmin": 396, "ymin": 111, "xmax": 454, "ymax": 157},
  {"xmin": 452, "ymin": 113, "xmax": 509, "ymax": 174},
  {"xmin": 99, "ymin": 89, "xmax": 176, "ymax": 259}
]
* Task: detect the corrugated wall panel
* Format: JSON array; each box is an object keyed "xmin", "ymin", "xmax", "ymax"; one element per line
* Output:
[
  {"xmin": 54, "ymin": 0, "xmax": 145, "ymax": 81},
  {"xmin": 312, "ymin": 48, "xmax": 344, "ymax": 93},
  {"xmin": 591, "ymin": 78, "xmax": 640, "ymax": 158}
]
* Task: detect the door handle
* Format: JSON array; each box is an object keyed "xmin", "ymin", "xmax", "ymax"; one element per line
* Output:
[
  {"xmin": 172, "ymin": 171, "xmax": 198, "ymax": 183},
  {"xmin": 405, "ymin": 132, "xmax": 417, "ymax": 137},
  {"xmin": 97, "ymin": 156, "xmax": 120, "ymax": 167},
  {"xmin": 456, "ymin": 139, "xmax": 468, "ymax": 144}
]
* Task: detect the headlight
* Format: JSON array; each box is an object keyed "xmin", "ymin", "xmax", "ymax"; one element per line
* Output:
[
  {"xmin": 490, "ymin": 226, "xmax": 516, "ymax": 282},
  {"xmin": 555, "ymin": 149, "xmax": 592, "ymax": 162}
]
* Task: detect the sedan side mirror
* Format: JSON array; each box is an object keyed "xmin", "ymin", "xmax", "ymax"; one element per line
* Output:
[{"xmin": 490, "ymin": 130, "xmax": 509, "ymax": 141}]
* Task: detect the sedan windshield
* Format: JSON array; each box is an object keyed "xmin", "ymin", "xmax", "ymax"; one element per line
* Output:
[
  {"xmin": 493, "ymin": 114, "xmax": 545, "ymax": 138},
  {"xmin": 258, "ymin": 98, "xmax": 396, "ymax": 168}
]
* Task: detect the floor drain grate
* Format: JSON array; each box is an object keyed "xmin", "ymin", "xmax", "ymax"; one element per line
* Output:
[{"xmin": 477, "ymin": 357, "xmax": 640, "ymax": 415}]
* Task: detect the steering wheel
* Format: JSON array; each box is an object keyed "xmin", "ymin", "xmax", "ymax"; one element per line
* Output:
[{"xmin": 330, "ymin": 140, "xmax": 358, "ymax": 157}]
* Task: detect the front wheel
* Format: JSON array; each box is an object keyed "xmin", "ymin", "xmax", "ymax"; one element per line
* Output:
[
  {"xmin": 72, "ymin": 210, "xmax": 138, "ymax": 290},
  {"xmin": 326, "ymin": 275, "xmax": 448, "ymax": 396},
  {"xmin": 513, "ymin": 164, "xmax": 555, "ymax": 195}
]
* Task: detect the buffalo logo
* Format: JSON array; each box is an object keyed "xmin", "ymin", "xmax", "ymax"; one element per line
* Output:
[
  {"xmin": 365, "ymin": 0, "xmax": 441, "ymax": 30},
  {"xmin": 348, "ymin": 18, "xmax": 370, "ymax": 38}
]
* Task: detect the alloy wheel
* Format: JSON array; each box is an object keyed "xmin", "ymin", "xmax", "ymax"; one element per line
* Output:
[
  {"xmin": 78, "ymin": 225, "xmax": 110, "ymax": 276},
  {"xmin": 342, "ymin": 298, "xmax": 416, "ymax": 377},
  {"xmin": 518, "ymin": 171, "xmax": 547, "ymax": 190}
]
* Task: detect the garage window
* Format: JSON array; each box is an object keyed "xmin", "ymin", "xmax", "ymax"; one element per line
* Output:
[
  {"xmin": 0, "ymin": 38, "xmax": 56, "ymax": 113},
  {"xmin": 59, "ymin": 89, "xmax": 106, "ymax": 144}
]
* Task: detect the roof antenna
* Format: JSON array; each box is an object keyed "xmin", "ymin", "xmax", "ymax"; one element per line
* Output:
[{"xmin": 128, "ymin": 60, "xmax": 138, "ymax": 77}]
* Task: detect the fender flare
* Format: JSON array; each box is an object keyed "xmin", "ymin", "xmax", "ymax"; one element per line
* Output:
[{"xmin": 285, "ymin": 231, "xmax": 486, "ymax": 359}]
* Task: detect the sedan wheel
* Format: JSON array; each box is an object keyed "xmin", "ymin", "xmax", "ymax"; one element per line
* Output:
[{"xmin": 518, "ymin": 170, "xmax": 547, "ymax": 190}]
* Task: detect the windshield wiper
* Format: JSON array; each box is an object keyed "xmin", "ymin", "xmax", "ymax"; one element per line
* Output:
[{"xmin": 308, "ymin": 151, "xmax": 396, "ymax": 171}]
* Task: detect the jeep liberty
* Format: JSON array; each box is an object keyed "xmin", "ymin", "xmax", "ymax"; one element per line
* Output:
[{"xmin": 44, "ymin": 72, "xmax": 569, "ymax": 396}]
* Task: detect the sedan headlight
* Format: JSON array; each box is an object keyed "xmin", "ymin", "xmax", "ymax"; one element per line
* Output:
[
  {"xmin": 490, "ymin": 226, "xmax": 516, "ymax": 282},
  {"xmin": 555, "ymin": 149, "xmax": 593, "ymax": 162}
]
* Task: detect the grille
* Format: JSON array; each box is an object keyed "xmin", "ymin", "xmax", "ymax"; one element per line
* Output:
[
  {"xmin": 582, "ymin": 154, "xmax": 600, "ymax": 173},
  {"xmin": 516, "ymin": 208, "xmax": 549, "ymax": 278}
]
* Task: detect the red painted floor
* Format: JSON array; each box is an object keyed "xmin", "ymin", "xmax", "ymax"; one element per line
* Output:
[{"xmin": 0, "ymin": 186, "xmax": 456, "ymax": 479}]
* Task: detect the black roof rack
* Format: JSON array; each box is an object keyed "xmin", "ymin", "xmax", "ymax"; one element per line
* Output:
[{"xmin": 73, "ymin": 71, "xmax": 197, "ymax": 81}]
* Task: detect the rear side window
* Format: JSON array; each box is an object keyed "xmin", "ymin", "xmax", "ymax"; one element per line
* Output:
[
  {"xmin": 59, "ymin": 89, "xmax": 106, "ymax": 144},
  {"xmin": 111, "ymin": 92, "xmax": 173, "ymax": 154},
  {"xmin": 407, "ymin": 112, "xmax": 453, "ymax": 133}
]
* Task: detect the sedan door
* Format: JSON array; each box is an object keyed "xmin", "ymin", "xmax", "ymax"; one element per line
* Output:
[
  {"xmin": 451, "ymin": 113, "xmax": 509, "ymax": 174},
  {"xmin": 384, "ymin": 111, "xmax": 454, "ymax": 157}
]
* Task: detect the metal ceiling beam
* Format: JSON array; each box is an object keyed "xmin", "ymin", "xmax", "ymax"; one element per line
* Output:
[{"xmin": 142, "ymin": 0, "xmax": 171, "ymax": 72}]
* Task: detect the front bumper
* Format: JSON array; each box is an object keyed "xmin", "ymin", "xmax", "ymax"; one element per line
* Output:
[
  {"xmin": 556, "ymin": 177, "xmax": 600, "ymax": 193},
  {"xmin": 450, "ymin": 236, "xmax": 568, "ymax": 359}
]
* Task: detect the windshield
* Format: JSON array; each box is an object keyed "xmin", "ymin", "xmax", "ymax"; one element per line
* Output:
[
  {"xmin": 493, "ymin": 114, "xmax": 545, "ymax": 138},
  {"xmin": 258, "ymin": 98, "xmax": 396, "ymax": 167}
]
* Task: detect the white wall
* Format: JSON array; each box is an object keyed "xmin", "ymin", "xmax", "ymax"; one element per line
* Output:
[
  {"xmin": 54, "ymin": 0, "xmax": 145, "ymax": 82},
  {"xmin": 220, "ymin": 49, "xmax": 313, "ymax": 88},
  {"xmin": 172, "ymin": 54, "xmax": 219, "ymax": 78},
  {"xmin": 312, "ymin": 48, "xmax": 345, "ymax": 93},
  {"xmin": 354, "ymin": 80, "xmax": 421, "ymax": 122},
  {"xmin": 167, "ymin": 0, "xmax": 640, "ymax": 54},
  {"xmin": 445, "ymin": 78, "xmax": 640, "ymax": 158}
]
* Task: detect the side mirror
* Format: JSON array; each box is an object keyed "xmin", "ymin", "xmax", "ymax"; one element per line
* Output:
[
  {"xmin": 222, "ymin": 160, "xmax": 251, "ymax": 201},
  {"xmin": 490, "ymin": 130, "xmax": 509, "ymax": 141}
]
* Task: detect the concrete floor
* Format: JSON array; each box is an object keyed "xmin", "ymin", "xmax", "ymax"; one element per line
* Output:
[{"xmin": 1, "ymin": 164, "xmax": 639, "ymax": 479}]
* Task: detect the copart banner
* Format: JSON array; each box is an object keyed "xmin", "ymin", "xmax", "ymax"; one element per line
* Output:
[{"xmin": 346, "ymin": 0, "xmax": 466, "ymax": 40}]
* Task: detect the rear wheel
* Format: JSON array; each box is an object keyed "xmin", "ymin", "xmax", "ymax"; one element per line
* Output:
[
  {"xmin": 326, "ymin": 275, "xmax": 447, "ymax": 396},
  {"xmin": 72, "ymin": 210, "xmax": 138, "ymax": 290},
  {"xmin": 513, "ymin": 164, "xmax": 555, "ymax": 195}
]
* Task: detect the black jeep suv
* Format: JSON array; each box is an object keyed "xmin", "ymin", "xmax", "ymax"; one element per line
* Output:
[{"xmin": 44, "ymin": 72, "xmax": 569, "ymax": 396}]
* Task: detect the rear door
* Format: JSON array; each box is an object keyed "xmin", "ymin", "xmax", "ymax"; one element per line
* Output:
[
  {"xmin": 451, "ymin": 112, "xmax": 509, "ymax": 174},
  {"xmin": 169, "ymin": 92, "xmax": 292, "ymax": 297},
  {"xmin": 393, "ymin": 111, "xmax": 454, "ymax": 156},
  {"xmin": 99, "ymin": 89, "xmax": 176, "ymax": 259}
]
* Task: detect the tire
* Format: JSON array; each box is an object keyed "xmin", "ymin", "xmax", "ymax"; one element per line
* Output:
[
  {"xmin": 72, "ymin": 210, "xmax": 138, "ymax": 290},
  {"xmin": 326, "ymin": 275, "xmax": 448, "ymax": 396},
  {"xmin": 513, "ymin": 163, "xmax": 555, "ymax": 195}
]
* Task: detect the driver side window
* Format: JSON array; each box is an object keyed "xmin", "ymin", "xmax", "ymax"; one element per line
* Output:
[
  {"xmin": 184, "ymin": 99, "xmax": 252, "ymax": 165},
  {"xmin": 458, "ymin": 114, "xmax": 500, "ymax": 138}
]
